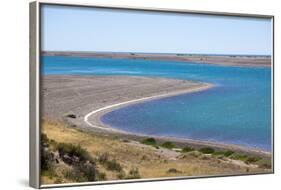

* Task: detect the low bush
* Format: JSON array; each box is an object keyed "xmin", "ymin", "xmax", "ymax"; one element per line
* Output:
[
  {"xmin": 199, "ymin": 147, "xmax": 215, "ymax": 154},
  {"xmin": 41, "ymin": 148, "xmax": 54, "ymax": 171},
  {"xmin": 212, "ymin": 150, "xmax": 234, "ymax": 157},
  {"xmin": 245, "ymin": 156, "xmax": 261, "ymax": 164},
  {"xmin": 161, "ymin": 141, "xmax": 176, "ymax": 149},
  {"xmin": 141, "ymin": 138, "xmax": 157, "ymax": 146},
  {"xmin": 223, "ymin": 150, "xmax": 234, "ymax": 157},
  {"xmin": 212, "ymin": 151, "xmax": 225, "ymax": 156},
  {"xmin": 182, "ymin": 146, "xmax": 194, "ymax": 153},
  {"xmin": 105, "ymin": 159, "xmax": 122, "ymax": 172},
  {"xmin": 98, "ymin": 153, "xmax": 122, "ymax": 172},
  {"xmin": 78, "ymin": 162, "xmax": 96, "ymax": 181},
  {"xmin": 56, "ymin": 143, "xmax": 92, "ymax": 162},
  {"xmin": 231, "ymin": 154, "xmax": 248, "ymax": 161}
]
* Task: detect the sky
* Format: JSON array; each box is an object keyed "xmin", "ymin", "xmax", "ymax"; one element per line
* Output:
[{"xmin": 41, "ymin": 5, "xmax": 272, "ymax": 55}]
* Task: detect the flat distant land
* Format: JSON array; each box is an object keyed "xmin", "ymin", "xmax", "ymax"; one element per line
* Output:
[{"xmin": 42, "ymin": 51, "xmax": 271, "ymax": 67}]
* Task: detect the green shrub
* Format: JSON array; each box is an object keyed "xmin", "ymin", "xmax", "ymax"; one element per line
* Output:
[
  {"xmin": 161, "ymin": 142, "xmax": 176, "ymax": 149},
  {"xmin": 212, "ymin": 151, "xmax": 225, "ymax": 156},
  {"xmin": 231, "ymin": 154, "xmax": 248, "ymax": 161},
  {"xmin": 199, "ymin": 147, "xmax": 215, "ymax": 154},
  {"xmin": 212, "ymin": 150, "xmax": 234, "ymax": 157},
  {"xmin": 245, "ymin": 156, "xmax": 261, "ymax": 164},
  {"xmin": 141, "ymin": 138, "xmax": 157, "ymax": 146},
  {"xmin": 64, "ymin": 161, "xmax": 100, "ymax": 182},
  {"xmin": 105, "ymin": 159, "xmax": 122, "ymax": 172},
  {"xmin": 78, "ymin": 163, "xmax": 96, "ymax": 181},
  {"xmin": 41, "ymin": 133, "xmax": 49, "ymax": 144},
  {"xmin": 223, "ymin": 150, "xmax": 234, "ymax": 157},
  {"xmin": 41, "ymin": 149, "xmax": 53, "ymax": 171},
  {"xmin": 182, "ymin": 146, "xmax": 194, "ymax": 153},
  {"xmin": 98, "ymin": 153, "xmax": 122, "ymax": 172},
  {"xmin": 56, "ymin": 143, "xmax": 92, "ymax": 162}
]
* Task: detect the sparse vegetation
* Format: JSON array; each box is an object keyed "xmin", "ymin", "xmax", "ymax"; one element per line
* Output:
[
  {"xmin": 41, "ymin": 121, "xmax": 272, "ymax": 185},
  {"xmin": 63, "ymin": 169, "xmax": 87, "ymax": 182},
  {"xmin": 41, "ymin": 133, "xmax": 98, "ymax": 183},
  {"xmin": 105, "ymin": 159, "xmax": 123, "ymax": 172},
  {"xmin": 161, "ymin": 141, "xmax": 176, "ymax": 149},
  {"xmin": 141, "ymin": 138, "xmax": 157, "ymax": 146},
  {"xmin": 230, "ymin": 154, "xmax": 248, "ymax": 161},
  {"xmin": 212, "ymin": 150, "xmax": 234, "ymax": 157},
  {"xmin": 57, "ymin": 143, "xmax": 92, "ymax": 163},
  {"xmin": 199, "ymin": 147, "xmax": 215, "ymax": 154},
  {"xmin": 245, "ymin": 156, "xmax": 261, "ymax": 164},
  {"xmin": 41, "ymin": 134, "xmax": 53, "ymax": 171},
  {"xmin": 223, "ymin": 150, "xmax": 234, "ymax": 157},
  {"xmin": 125, "ymin": 168, "xmax": 141, "ymax": 179},
  {"xmin": 98, "ymin": 153, "xmax": 123, "ymax": 172},
  {"xmin": 182, "ymin": 146, "xmax": 194, "ymax": 153}
]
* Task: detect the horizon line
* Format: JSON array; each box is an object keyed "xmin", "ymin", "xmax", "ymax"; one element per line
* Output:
[{"xmin": 41, "ymin": 50, "xmax": 271, "ymax": 57}]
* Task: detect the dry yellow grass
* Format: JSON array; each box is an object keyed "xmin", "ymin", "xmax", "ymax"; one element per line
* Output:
[{"xmin": 41, "ymin": 121, "xmax": 267, "ymax": 185}]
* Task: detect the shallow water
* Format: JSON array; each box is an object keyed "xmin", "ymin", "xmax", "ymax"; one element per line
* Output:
[{"xmin": 42, "ymin": 56, "xmax": 272, "ymax": 151}]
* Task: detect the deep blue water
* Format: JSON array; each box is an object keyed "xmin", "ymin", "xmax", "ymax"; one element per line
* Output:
[{"xmin": 42, "ymin": 56, "xmax": 272, "ymax": 151}]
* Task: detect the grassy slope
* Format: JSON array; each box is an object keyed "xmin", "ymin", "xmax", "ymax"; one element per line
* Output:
[{"xmin": 41, "ymin": 121, "xmax": 269, "ymax": 184}]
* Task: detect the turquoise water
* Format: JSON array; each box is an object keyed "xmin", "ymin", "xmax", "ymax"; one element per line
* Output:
[{"xmin": 42, "ymin": 56, "xmax": 272, "ymax": 151}]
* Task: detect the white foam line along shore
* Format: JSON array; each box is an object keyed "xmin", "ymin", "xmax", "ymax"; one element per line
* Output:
[{"xmin": 84, "ymin": 84, "xmax": 213, "ymax": 130}]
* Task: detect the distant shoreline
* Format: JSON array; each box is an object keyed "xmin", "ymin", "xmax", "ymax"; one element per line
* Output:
[{"xmin": 42, "ymin": 51, "xmax": 271, "ymax": 67}]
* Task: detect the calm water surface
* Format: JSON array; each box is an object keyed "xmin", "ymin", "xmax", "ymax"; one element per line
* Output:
[{"xmin": 42, "ymin": 56, "xmax": 272, "ymax": 151}]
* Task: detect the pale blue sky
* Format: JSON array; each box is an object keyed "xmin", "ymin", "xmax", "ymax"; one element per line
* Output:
[{"xmin": 41, "ymin": 5, "xmax": 272, "ymax": 55}]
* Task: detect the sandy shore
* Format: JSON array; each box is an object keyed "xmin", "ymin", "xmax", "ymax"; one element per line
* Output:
[
  {"xmin": 84, "ymin": 83, "xmax": 213, "ymax": 131},
  {"xmin": 42, "ymin": 75, "xmax": 271, "ymax": 158},
  {"xmin": 42, "ymin": 51, "xmax": 271, "ymax": 67}
]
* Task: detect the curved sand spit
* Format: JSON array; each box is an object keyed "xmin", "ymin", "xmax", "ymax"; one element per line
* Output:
[{"xmin": 84, "ymin": 84, "xmax": 213, "ymax": 131}]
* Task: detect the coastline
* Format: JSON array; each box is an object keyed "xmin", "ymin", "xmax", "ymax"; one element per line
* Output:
[
  {"xmin": 85, "ymin": 88, "xmax": 271, "ymax": 157},
  {"xmin": 84, "ymin": 83, "xmax": 214, "ymax": 131},
  {"xmin": 42, "ymin": 51, "xmax": 272, "ymax": 67},
  {"xmin": 42, "ymin": 75, "xmax": 271, "ymax": 158}
]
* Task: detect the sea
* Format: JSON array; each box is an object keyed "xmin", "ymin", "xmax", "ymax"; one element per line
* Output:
[{"xmin": 42, "ymin": 55, "xmax": 272, "ymax": 151}]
